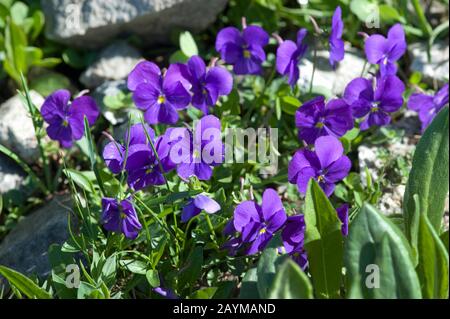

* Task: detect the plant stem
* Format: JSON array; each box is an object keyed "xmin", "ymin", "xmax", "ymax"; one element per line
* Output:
[{"xmin": 411, "ymin": 0, "xmax": 433, "ymax": 37}]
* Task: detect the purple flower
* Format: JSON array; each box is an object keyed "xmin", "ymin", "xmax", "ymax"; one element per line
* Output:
[
  {"xmin": 215, "ymin": 25, "xmax": 269, "ymax": 75},
  {"xmin": 295, "ymin": 96, "xmax": 353, "ymax": 145},
  {"xmin": 329, "ymin": 6, "xmax": 345, "ymax": 69},
  {"xmin": 169, "ymin": 115, "xmax": 223, "ymax": 181},
  {"xmin": 181, "ymin": 194, "xmax": 221, "ymax": 223},
  {"xmin": 365, "ymin": 24, "xmax": 407, "ymax": 76},
  {"xmin": 344, "ymin": 75, "xmax": 405, "ymax": 130},
  {"xmin": 408, "ymin": 84, "xmax": 449, "ymax": 132},
  {"xmin": 233, "ymin": 188, "xmax": 287, "ymax": 255},
  {"xmin": 128, "ymin": 61, "xmax": 191, "ymax": 124},
  {"xmin": 336, "ymin": 204, "xmax": 349, "ymax": 236},
  {"xmin": 185, "ymin": 56, "xmax": 233, "ymax": 114},
  {"xmin": 102, "ymin": 123, "xmax": 156, "ymax": 175},
  {"xmin": 101, "ymin": 197, "xmax": 142, "ymax": 239},
  {"xmin": 153, "ymin": 286, "xmax": 178, "ymax": 299},
  {"xmin": 288, "ymin": 136, "xmax": 351, "ymax": 197},
  {"xmin": 276, "ymin": 29, "xmax": 308, "ymax": 87},
  {"xmin": 281, "ymin": 215, "xmax": 308, "ymax": 270},
  {"xmin": 40, "ymin": 90, "xmax": 99, "ymax": 148},
  {"xmin": 125, "ymin": 133, "xmax": 175, "ymax": 191}
]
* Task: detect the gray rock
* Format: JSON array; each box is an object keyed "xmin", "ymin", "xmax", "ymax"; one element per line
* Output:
[
  {"xmin": 42, "ymin": 0, "xmax": 228, "ymax": 49},
  {"xmin": 410, "ymin": 42, "xmax": 449, "ymax": 84},
  {"xmin": 0, "ymin": 154, "xmax": 26, "ymax": 195},
  {"xmin": 298, "ymin": 46, "xmax": 369, "ymax": 97},
  {"xmin": 0, "ymin": 195, "xmax": 73, "ymax": 287},
  {"xmin": 80, "ymin": 41, "xmax": 142, "ymax": 88},
  {"xmin": 378, "ymin": 185, "xmax": 405, "ymax": 216},
  {"xmin": 93, "ymin": 80, "xmax": 141, "ymax": 125},
  {"xmin": 0, "ymin": 91, "xmax": 45, "ymax": 164}
]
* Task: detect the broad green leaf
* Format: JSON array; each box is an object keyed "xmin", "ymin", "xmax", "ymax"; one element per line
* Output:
[
  {"xmin": 189, "ymin": 287, "xmax": 217, "ymax": 299},
  {"xmin": 441, "ymin": 231, "xmax": 449, "ymax": 252},
  {"xmin": 416, "ymin": 213, "xmax": 449, "ymax": 298},
  {"xmin": 304, "ymin": 179, "xmax": 343, "ymax": 299},
  {"xmin": 350, "ymin": 0, "xmax": 378, "ymax": 23},
  {"xmin": 30, "ymin": 10, "xmax": 44, "ymax": 41},
  {"xmin": 345, "ymin": 204, "xmax": 422, "ymax": 299},
  {"xmin": 268, "ymin": 259, "xmax": 313, "ymax": 299},
  {"xmin": 379, "ymin": 4, "xmax": 406, "ymax": 24},
  {"xmin": 30, "ymin": 71, "xmax": 71, "ymax": 96},
  {"xmin": 0, "ymin": 265, "xmax": 52, "ymax": 299},
  {"xmin": 118, "ymin": 259, "xmax": 147, "ymax": 275},
  {"xmin": 178, "ymin": 246, "xmax": 203, "ymax": 289},
  {"xmin": 404, "ymin": 108, "xmax": 449, "ymax": 239},
  {"xmin": 169, "ymin": 50, "xmax": 189, "ymax": 64},
  {"xmin": 63, "ymin": 169, "xmax": 96, "ymax": 193},
  {"xmin": 145, "ymin": 269, "xmax": 160, "ymax": 288},
  {"xmin": 179, "ymin": 31, "xmax": 198, "ymax": 57},
  {"xmin": 256, "ymin": 248, "xmax": 281, "ymax": 298},
  {"xmin": 239, "ymin": 268, "xmax": 260, "ymax": 299},
  {"xmin": 9, "ymin": 1, "xmax": 28, "ymax": 25},
  {"xmin": 279, "ymin": 96, "xmax": 300, "ymax": 115}
]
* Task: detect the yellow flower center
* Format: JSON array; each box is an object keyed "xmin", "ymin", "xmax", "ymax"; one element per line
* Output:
[
  {"xmin": 317, "ymin": 175, "xmax": 325, "ymax": 182},
  {"xmin": 193, "ymin": 149, "xmax": 201, "ymax": 159},
  {"xmin": 315, "ymin": 122, "xmax": 324, "ymax": 128},
  {"xmin": 62, "ymin": 120, "xmax": 69, "ymax": 127},
  {"xmin": 371, "ymin": 106, "xmax": 379, "ymax": 113},
  {"xmin": 120, "ymin": 212, "xmax": 127, "ymax": 220},
  {"xmin": 243, "ymin": 50, "xmax": 251, "ymax": 58},
  {"xmin": 259, "ymin": 228, "xmax": 267, "ymax": 235},
  {"xmin": 157, "ymin": 95, "xmax": 166, "ymax": 104}
]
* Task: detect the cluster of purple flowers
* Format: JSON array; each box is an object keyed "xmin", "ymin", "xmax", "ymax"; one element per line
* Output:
[
  {"xmin": 223, "ymin": 188, "xmax": 348, "ymax": 269},
  {"xmin": 128, "ymin": 56, "xmax": 232, "ymax": 124}
]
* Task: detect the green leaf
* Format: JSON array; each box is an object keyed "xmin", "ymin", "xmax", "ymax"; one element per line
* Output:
[
  {"xmin": 416, "ymin": 213, "xmax": 449, "ymax": 298},
  {"xmin": 30, "ymin": 10, "xmax": 44, "ymax": 41},
  {"xmin": 30, "ymin": 72, "xmax": 71, "ymax": 96},
  {"xmin": 345, "ymin": 204, "xmax": 422, "ymax": 299},
  {"xmin": 350, "ymin": 0, "xmax": 378, "ymax": 23},
  {"xmin": 145, "ymin": 269, "xmax": 160, "ymax": 288},
  {"xmin": 441, "ymin": 231, "xmax": 449, "ymax": 252},
  {"xmin": 404, "ymin": 108, "xmax": 449, "ymax": 239},
  {"xmin": 268, "ymin": 259, "xmax": 313, "ymax": 299},
  {"xmin": 119, "ymin": 259, "xmax": 147, "ymax": 275},
  {"xmin": 63, "ymin": 169, "xmax": 95, "ymax": 193},
  {"xmin": 304, "ymin": 179, "xmax": 343, "ymax": 299},
  {"xmin": 9, "ymin": 1, "xmax": 28, "ymax": 25},
  {"xmin": 169, "ymin": 50, "xmax": 189, "ymax": 64},
  {"xmin": 4, "ymin": 17, "xmax": 28, "ymax": 82},
  {"xmin": 379, "ymin": 4, "xmax": 405, "ymax": 24},
  {"xmin": 178, "ymin": 246, "xmax": 203, "ymax": 289},
  {"xmin": 279, "ymin": 96, "xmax": 300, "ymax": 115},
  {"xmin": 238, "ymin": 268, "xmax": 260, "ymax": 299},
  {"xmin": 256, "ymin": 248, "xmax": 280, "ymax": 299},
  {"xmin": 0, "ymin": 265, "xmax": 52, "ymax": 299},
  {"xmin": 189, "ymin": 287, "xmax": 218, "ymax": 299},
  {"xmin": 179, "ymin": 31, "xmax": 198, "ymax": 57}
]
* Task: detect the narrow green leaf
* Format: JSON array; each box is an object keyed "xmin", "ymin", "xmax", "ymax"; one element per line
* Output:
[
  {"xmin": 268, "ymin": 259, "xmax": 313, "ymax": 299},
  {"xmin": 345, "ymin": 204, "xmax": 422, "ymax": 299},
  {"xmin": 404, "ymin": 108, "xmax": 449, "ymax": 239},
  {"xmin": 0, "ymin": 265, "xmax": 52, "ymax": 299},
  {"xmin": 304, "ymin": 179, "xmax": 343, "ymax": 299},
  {"xmin": 63, "ymin": 169, "xmax": 95, "ymax": 193},
  {"xmin": 416, "ymin": 213, "xmax": 449, "ymax": 298}
]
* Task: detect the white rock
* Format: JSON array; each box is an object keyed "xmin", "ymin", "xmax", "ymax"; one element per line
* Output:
[
  {"xmin": 41, "ymin": 0, "xmax": 228, "ymax": 49},
  {"xmin": 0, "ymin": 154, "xmax": 25, "ymax": 194},
  {"xmin": 410, "ymin": 42, "xmax": 449, "ymax": 83},
  {"xmin": 0, "ymin": 91, "xmax": 45, "ymax": 164},
  {"xmin": 298, "ymin": 47, "xmax": 369, "ymax": 97},
  {"xmin": 80, "ymin": 41, "xmax": 142, "ymax": 88}
]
